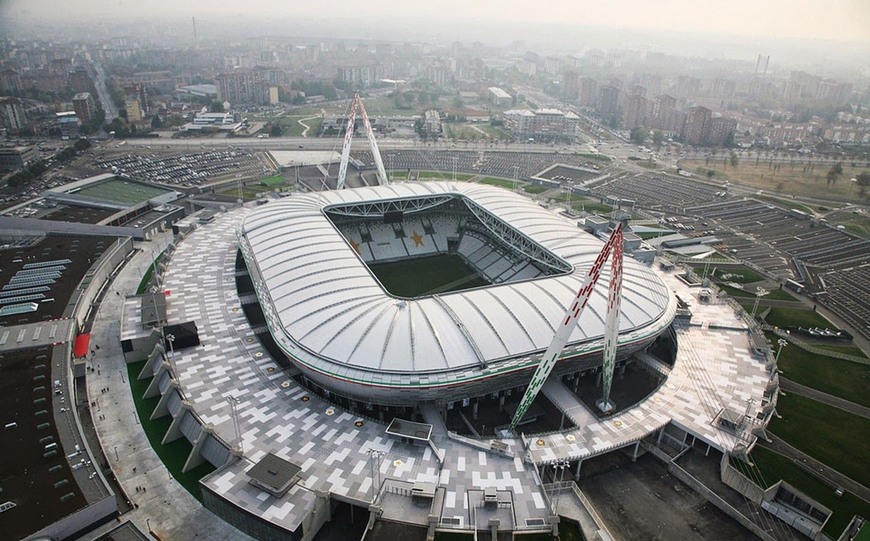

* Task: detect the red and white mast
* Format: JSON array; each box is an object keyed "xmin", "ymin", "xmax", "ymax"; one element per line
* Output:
[
  {"xmin": 336, "ymin": 93, "xmax": 389, "ymax": 189},
  {"xmin": 509, "ymin": 223, "xmax": 625, "ymax": 432}
]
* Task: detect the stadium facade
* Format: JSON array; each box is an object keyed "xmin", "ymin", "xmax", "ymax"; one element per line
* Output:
[{"xmin": 238, "ymin": 182, "xmax": 676, "ymax": 406}]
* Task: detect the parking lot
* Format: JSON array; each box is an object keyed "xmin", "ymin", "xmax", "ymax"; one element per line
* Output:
[{"xmin": 93, "ymin": 149, "xmax": 268, "ymax": 188}]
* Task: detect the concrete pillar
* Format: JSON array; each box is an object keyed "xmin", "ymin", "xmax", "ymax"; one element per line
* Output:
[
  {"xmin": 472, "ymin": 400, "xmax": 479, "ymax": 420},
  {"xmin": 498, "ymin": 394, "xmax": 505, "ymax": 411},
  {"xmin": 162, "ymin": 400, "xmax": 192, "ymax": 444},
  {"xmin": 143, "ymin": 361, "xmax": 169, "ymax": 399},
  {"xmin": 618, "ymin": 364, "xmax": 626, "ymax": 379},
  {"xmin": 596, "ymin": 372, "xmax": 602, "ymax": 388},
  {"xmin": 138, "ymin": 343, "xmax": 165, "ymax": 380},
  {"xmin": 631, "ymin": 441, "xmax": 640, "ymax": 462},
  {"xmin": 574, "ymin": 459, "xmax": 583, "ymax": 481},
  {"xmin": 150, "ymin": 380, "xmax": 178, "ymax": 420},
  {"xmin": 182, "ymin": 425, "xmax": 213, "ymax": 473}
]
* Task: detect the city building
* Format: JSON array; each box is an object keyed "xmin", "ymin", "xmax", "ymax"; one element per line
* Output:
[
  {"xmin": 488, "ymin": 87, "xmax": 512, "ymax": 107},
  {"xmin": 577, "ymin": 77, "xmax": 599, "ymax": 107},
  {"xmin": 216, "ymin": 67, "xmax": 290, "ymax": 105},
  {"xmin": 180, "ymin": 111, "xmax": 245, "ymax": 132},
  {"xmin": 683, "ymin": 105, "xmax": 712, "ymax": 145},
  {"xmin": 503, "ymin": 108, "xmax": 580, "ymax": 140},
  {"xmin": 423, "ymin": 109, "xmax": 441, "ymax": 137},
  {"xmin": 72, "ymin": 92, "xmax": 96, "ymax": 125},
  {"xmin": 0, "ymin": 145, "xmax": 37, "ymax": 171},
  {"xmin": 337, "ymin": 64, "xmax": 382, "ymax": 89},
  {"xmin": 707, "ymin": 116, "xmax": 738, "ymax": 146},
  {"xmin": 0, "ymin": 96, "xmax": 27, "ymax": 131}
]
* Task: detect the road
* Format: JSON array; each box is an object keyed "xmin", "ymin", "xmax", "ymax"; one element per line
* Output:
[{"xmin": 92, "ymin": 62, "xmax": 118, "ymax": 122}]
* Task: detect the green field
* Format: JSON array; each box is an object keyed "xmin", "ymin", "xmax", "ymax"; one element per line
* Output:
[
  {"xmin": 370, "ymin": 254, "xmax": 487, "ymax": 297},
  {"xmin": 768, "ymin": 393, "xmax": 870, "ymax": 486},
  {"xmin": 523, "ymin": 184, "xmax": 549, "ymax": 194},
  {"xmin": 551, "ymin": 194, "xmax": 615, "ymax": 215},
  {"xmin": 689, "ymin": 264, "xmax": 765, "ymax": 284},
  {"xmin": 127, "ymin": 361, "xmax": 216, "ymax": 500},
  {"xmin": 417, "ymin": 171, "xmax": 475, "ymax": 181},
  {"xmin": 76, "ymin": 179, "xmax": 171, "ymax": 205},
  {"xmin": 575, "ymin": 152, "xmax": 612, "ymax": 163},
  {"xmin": 259, "ymin": 175, "xmax": 285, "ymax": 186},
  {"xmin": 480, "ymin": 177, "xmax": 518, "ymax": 189},
  {"xmin": 766, "ymin": 332, "xmax": 870, "ymax": 406},
  {"xmin": 718, "ymin": 284, "xmax": 797, "ymax": 301},
  {"xmin": 763, "ymin": 306, "xmax": 832, "ymax": 328},
  {"xmin": 218, "ymin": 184, "xmax": 276, "ymax": 201},
  {"xmin": 743, "ymin": 447, "xmax": 870, "ymax": 537},
  {"xmin": 276, "ymin": 115, "xmax": 323, "ymax": 137}
]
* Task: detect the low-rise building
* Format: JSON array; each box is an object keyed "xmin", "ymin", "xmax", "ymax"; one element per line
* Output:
[
  {"xmin": 0, "ymin": 145, "xmax": 37, "ymax": 171},
  {"xmin": 503, "ymin": 108, "xmax": 580, "ymax": 140}
]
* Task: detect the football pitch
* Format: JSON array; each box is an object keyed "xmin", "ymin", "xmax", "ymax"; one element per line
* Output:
[{"xmin": 370, "ymin": 254, "xmax": 487, "ymax": 297}]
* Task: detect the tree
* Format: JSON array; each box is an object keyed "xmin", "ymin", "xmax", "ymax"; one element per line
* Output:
[
  {"xmin": 629, "ymin": 127, "xmax": 647, "ymax": 145},
  {"xmin": 269, "ymin": 124, "xmax": 283, "ymax": 137},
  {"xmin": 652, "ymin": 131, "xmax": 664, "ymax": 147},
  {"xmin": 856, "ymin": 171, "xmax": 870, "ymax": 197},
  {"xmin": 826, "ymin": 162, "xmax": 843, "ymax": 186},
  {"xmin": 730, "ymin": 152, "xmax": 739, "ymax": 168},
  {"xmin": 210, "ymin": 100, "xmax": 225, "ymax": 113}
]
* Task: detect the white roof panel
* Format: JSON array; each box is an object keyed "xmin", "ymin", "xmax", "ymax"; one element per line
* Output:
[{"xmin": 240, "ymin": 182, "xmax": 671, "ymax": 374}]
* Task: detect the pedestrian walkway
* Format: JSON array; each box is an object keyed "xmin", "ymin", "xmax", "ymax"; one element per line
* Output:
[
  {"xmin": 779, "ymin": 378, "xmax": 870, "ymax": 419},
  {"xmin": 542, "ymin": 379, "xmax": 598, "ymax": 430},
  {"xmin": 85, "ymin": 231, "xmax": 253, "ymax": 541},
  {"xmin": 759, "ymin": 435, "xmax": 870, "ymax": 503}
]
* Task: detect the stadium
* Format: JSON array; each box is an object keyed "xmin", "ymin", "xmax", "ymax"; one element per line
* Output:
[{"xmin": 238, "ymin": 181, "xmax": 676, "ymax": 407}]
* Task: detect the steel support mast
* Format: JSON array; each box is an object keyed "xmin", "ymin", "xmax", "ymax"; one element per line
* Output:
[
  {"xmin": 509, "ymin": 223, "xmax": 624, "ymax": 433},
  {"xmin": 336, "ymin": 93, "xmax": 389, "ymax": 189}
]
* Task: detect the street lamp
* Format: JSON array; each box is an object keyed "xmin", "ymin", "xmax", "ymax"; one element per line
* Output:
[
  {"xmin": 775, "ymin": 339, "xmax": 788, "ymax": 363},
  {"xmin": 226, "ymin": 395, "xmax": 243, "ymax": 454},
  {"xmin": 750, "ymin": 287, "xmax": 768, "ymax": 319}
]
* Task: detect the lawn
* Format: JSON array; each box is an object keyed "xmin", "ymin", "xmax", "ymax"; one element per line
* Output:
[
  {"xmin": 259, "ymin": 175, "xmax": 285, "ymax": 186},
  {"xmin": 218, "ymin": 184, "xmax": 275, "ymax": 201},
  {"xmin": 754, "ymin": 194, "xmax": 816, "ymax": 214},
  {"xmin": 767, "ymin": 393, "xmax": 870, "ymax": 487},
  {"xmin": 127, "ymin": 361, "xmax": 216, "ymax": 501},
  {"xmin": 815, "ymin": 344, "xmax": 868, "ymax": 359},
  {"xmin": 718, "ymin": 284, "xmax": 797, "ymax": 301},
  {"xmin": 575, "ymin": 152, "xmax": 612, "ymax": 163},
  {"xmin": 744, "ymin": 446, "xmax": 870, "ymax": 537},
  {"xmin": 765, "ymin": 332, "xmax": 870, "ymax": 406},
  {"xmin": 417, "ymin": 171, "xmax": 475, "ymax": 181},
  {"xmin": 680, "ymin": 158, "xmax": 868, "ymax": 203},
  {"xmin": 552, "ymin": 194, "xmax": 614, "ymax": 215},
  {"xmin": 763, "ymin": 306, "xmax": 832, "ymax": 329},
  {"xmin": 369, "ymin": 254, "xmax": 487, "ymax": 297},
  {"xmin": 688, "ymin": 264, "xmax": 765, "ymax": 284},
  {"xmin": 523, "ymin": 184, "xmax": 550, "ymax": 194},
  {"xmin": 443, "ymin": 123, "xmax": 490, "ymax": 141},
  {"xmin": 136, "ymin": 252, "xmax": 165, "ymax": 295},
  {"xmin": 480, "ymin": 176, "xmax": 518, "ymax": 189},
  {"xmin": 276, "ymin": 115, "xmax": 323, "ymax": 137},
  {"xmin": 387, "ymin": 171, "xmax": 410, "ymax": 181}
]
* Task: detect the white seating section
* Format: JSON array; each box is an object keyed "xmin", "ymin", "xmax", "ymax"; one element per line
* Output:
[{"xmin": 336, "ymin": 212, "xmax": 544, "ymax": 286}]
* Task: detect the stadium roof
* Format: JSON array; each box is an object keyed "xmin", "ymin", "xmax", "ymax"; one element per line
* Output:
[{"xmin": 240, "ymin": 182, "xmax": 671, "ymax": 374}]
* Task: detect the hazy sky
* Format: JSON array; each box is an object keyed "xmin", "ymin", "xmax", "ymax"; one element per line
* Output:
[{"xmin": 3, "ymin": 0, "xmax": 870, "ymax": 44}]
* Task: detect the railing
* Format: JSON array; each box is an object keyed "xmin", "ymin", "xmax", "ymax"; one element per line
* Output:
[{"xmin": 767, "ymin": 327, "xmax": 869, "ymax": 366}]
